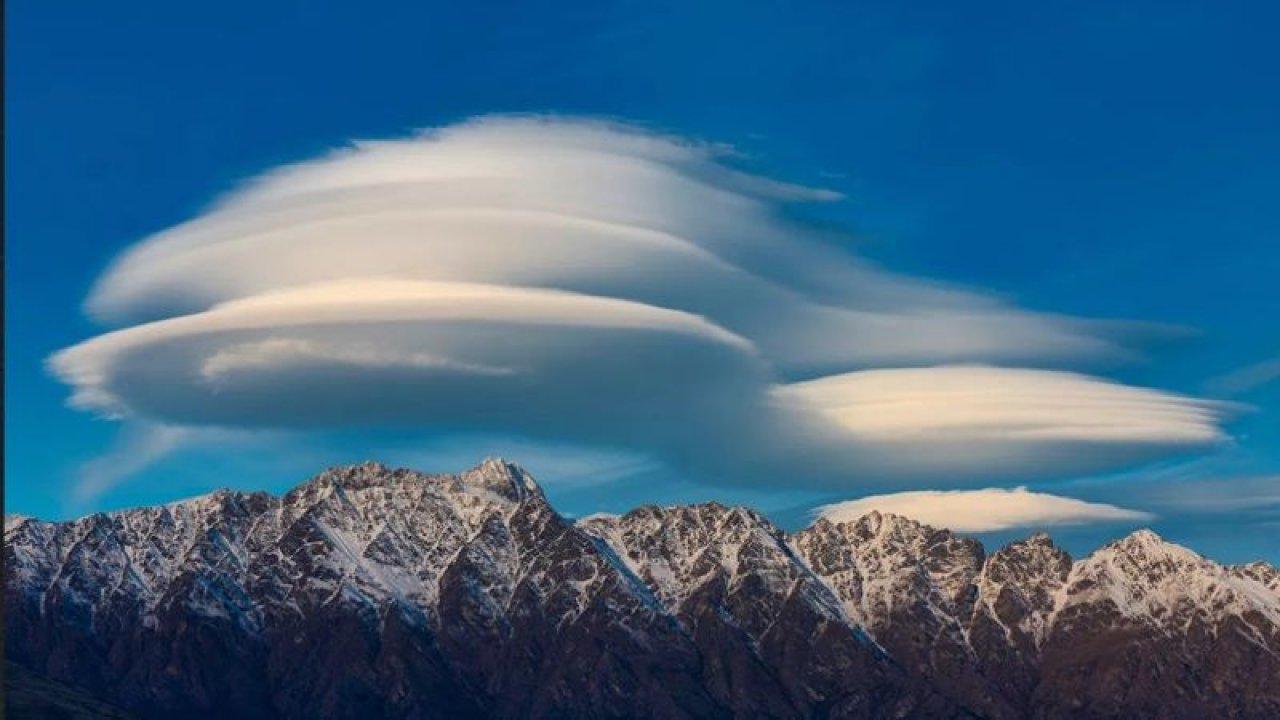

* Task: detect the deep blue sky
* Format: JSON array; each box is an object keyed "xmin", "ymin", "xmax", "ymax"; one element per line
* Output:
[{"xmin": 7, "ymin": 1, "xmax": 1279, "ymax": 561}]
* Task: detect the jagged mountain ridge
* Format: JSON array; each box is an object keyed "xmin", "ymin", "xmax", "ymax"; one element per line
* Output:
[{"xmin": 6, "ymin": 460, "xmax": 1280, "ymax": 719}]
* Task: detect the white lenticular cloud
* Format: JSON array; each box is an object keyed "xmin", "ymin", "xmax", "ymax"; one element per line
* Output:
[
  {"xmin": 50, "ymin": 115, "xmax": 1236, "ymax": 493},
  {"xmin": 82, "ymin": 115, "xmax": 1135, "ymax": 372},
  {"xmin": 52, "ymin": 278, "xmax": 765, "ymax": 436},
  {"xmin": 775, "ymin": 366, "xmax": 1231, "ymax": 482},
  {"xmin": 816, "ymin": 487, "xmax": 1155, "ymax": 532},
  {"xmin": 784, "ymin": 366, "xmax": 1228, "ymax": 444}
]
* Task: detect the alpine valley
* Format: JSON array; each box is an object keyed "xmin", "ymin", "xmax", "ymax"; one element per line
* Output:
[{"xmin": 5, "ymin": 460, "xmax": 1279, "ymax": 719}]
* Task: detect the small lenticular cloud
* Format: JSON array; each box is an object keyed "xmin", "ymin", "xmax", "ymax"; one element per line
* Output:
[{"xmin": 816, "ymin": 487, "xmax": 1155, "ymax": 533}]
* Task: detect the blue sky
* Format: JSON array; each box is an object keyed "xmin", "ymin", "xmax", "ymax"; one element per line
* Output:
[{"xmin": 6, "ymin": 1, "xmax": 1279, "ymax": 562}]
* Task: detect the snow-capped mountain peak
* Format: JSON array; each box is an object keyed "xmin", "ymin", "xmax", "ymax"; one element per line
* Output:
[{"xmin": 1055, "ymin": 527, "xmax": 1280, "ymax": 633}]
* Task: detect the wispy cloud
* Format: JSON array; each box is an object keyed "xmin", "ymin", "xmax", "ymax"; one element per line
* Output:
[
  {"xmin": 1205, "ymin": 356, "xmax": 1280, "ymax": 396},
  {"xmin": 1143, "ymin": 474, "xmax": 1280, "ymax": 513},
  {"xmin": 71, "ymin": 423, "xmax": 191, "ymax": 506}
]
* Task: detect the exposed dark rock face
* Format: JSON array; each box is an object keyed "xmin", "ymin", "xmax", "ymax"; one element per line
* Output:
[
  {"xmin": 1032, "ymin": 531, "xmax": 1280, "ymax": 719},
  {"xmin": 967, "ymin": 533, "xmax": 1071, "ymax": 713},
  {"xmin": 6, "ymin": 460, "xmax": 1279, "ymax": 719},
  {"xmin": 5, "ymin": 461, "xmax": 721, "ymax": 719},
  {"xmin": 793, "ymin": 513, "xmax": 1003, "ymax": 717},
  {"xmin": 793, "ymin": 516, "xmax": 1280, "ymax": 720},
  {"xmin": 579, "ymin": 505, "xmax": 948, "ymax": 719},
  {"xmin": 4, "ymin": 661, "xmax": 140, "ymax": 719}
]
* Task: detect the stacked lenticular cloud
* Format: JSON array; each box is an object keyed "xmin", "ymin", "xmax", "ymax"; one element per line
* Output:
[{"xmin": 50, "ymin": 116, "xmax": 1232, "ymax": 489}]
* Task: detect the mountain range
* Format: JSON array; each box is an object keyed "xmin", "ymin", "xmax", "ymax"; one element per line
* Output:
[{"xmin": 5, "ymin": 459, "xmax": 1279, "ymax": 718}]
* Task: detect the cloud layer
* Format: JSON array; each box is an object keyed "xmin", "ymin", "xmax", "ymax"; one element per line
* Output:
[
  {"xmin": 51, "ymin": 116, "xmax": 1233, "ymax": 493},
  {"xmin": 779, "ymin": 366, "xmax": 1230, "ymax": 481},
  {"xmin": 816, "ymin": 487, "xmax": 1155, "ymax": 532},
  {"xmin": 80, "ymin": 116, "xmax": 1141, "ymax": 372}
]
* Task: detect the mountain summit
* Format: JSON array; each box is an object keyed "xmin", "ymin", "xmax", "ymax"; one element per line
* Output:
[{"xmin": 6, "ymin": 461, "xmax": 1279, "ymax": 719}]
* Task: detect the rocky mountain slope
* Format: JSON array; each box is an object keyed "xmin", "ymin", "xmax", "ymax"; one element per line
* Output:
[
  {"xmin": 6, "ymin": 460, "xmax": 1279, "ymax": 718},
  {"xmin": 4, "ymin": 661, "xmax": 140, "ymax": 719}
]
